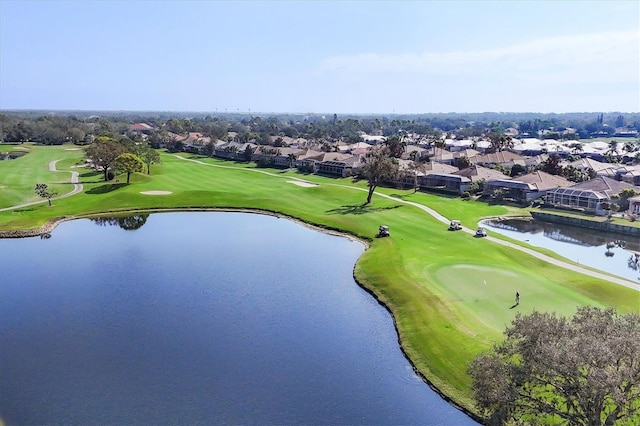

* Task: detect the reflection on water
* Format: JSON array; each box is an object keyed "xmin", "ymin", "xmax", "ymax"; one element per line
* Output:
[
  {"xmin": 0, "ymin": 151, "xmax": 27, "ymax": 160},
  {"xmin": 484, "ymin": 218, "xmax": 640, "ymax": 282},
  {"xmin": 90, "ymin": 213, "xmax": 149, "ymax": 231}
]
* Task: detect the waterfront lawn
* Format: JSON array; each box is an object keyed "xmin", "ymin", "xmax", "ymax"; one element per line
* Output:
[{"xmin": 1, "ymin": 145, "xmax": 638, "ymax": 416}]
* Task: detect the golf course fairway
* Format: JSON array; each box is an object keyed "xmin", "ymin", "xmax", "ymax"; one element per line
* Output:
[{"xmin": 1, "ymin": 144, "xmax": 639, "ymax": 417}]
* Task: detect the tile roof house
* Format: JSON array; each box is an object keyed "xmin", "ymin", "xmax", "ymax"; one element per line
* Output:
[
  {"xmin": 129, "ymin": 123, "xmax": 154, "ymax": 133},
  {"xmin": 545, "ymin": 176, "xmax": 636, "ymax": 215},
  {"xmin": 418, "ymin": 173, "xmax": 472, "ymax": 194},
  {"xmin": 453, "ymin": 165, "xmax": 510, "ymax": 183},
  {"xmin": 403, "ymin": 144, "xmax": 429, "ymax": 161},
  {"xmin": 615, "ymin": 164, "xmax": 640, "ymax": 185},
  {"xmin": 395, "ymin": 160, "xmax": 459, "ymax": 189},
  {"xmin": 484, "ymin": 171, "xmax": 572, "ymax": 203},
  {"xmin": 568, "ymin": 157, "xmax": 612, "ymax": 173},
  {"xmin": 313, "ymin": 154, "xmax": 363, "ymax": 177},
  {"xmin": 517, "ymin": 170, "xmax": 573, "ymax": 192},
  {"xmin": 429, "ymin": 148, "xmax": 480, "ymax": 165},
  {"xmin": 214, "ymin": 141, "xmax": 256, "ymax": 160},
  {"xmin": 467, "ymin": 151, "xmax": 525, "ymax": 166}
]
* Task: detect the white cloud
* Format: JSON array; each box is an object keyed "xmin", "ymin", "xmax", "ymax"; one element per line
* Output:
[{"xmin": 319, "ymin": 30, "xmax": 639, "ymax": 84}]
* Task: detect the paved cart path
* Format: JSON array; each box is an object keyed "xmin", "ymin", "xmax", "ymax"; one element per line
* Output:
[{"xmin": 0, "ymin": 160, "xmax": 83, "ymax": 212}]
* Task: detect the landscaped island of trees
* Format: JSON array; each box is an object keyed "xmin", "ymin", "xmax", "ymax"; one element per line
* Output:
[{"xmin": 1, "ymin": 111, "xmax": 639, "ymax": 425}]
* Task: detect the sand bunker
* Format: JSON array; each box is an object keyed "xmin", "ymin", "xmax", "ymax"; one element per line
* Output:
[
  {"xmin": 287, "ymin": 180, "xmax": 318, "ymax": 188},
  {"xmin": 140, "ymin": 190, "xmax": 173, "ymax": 195},
  {"xmin": 64, "ymin": 148, "xmax": 81, "ymax": 151}
]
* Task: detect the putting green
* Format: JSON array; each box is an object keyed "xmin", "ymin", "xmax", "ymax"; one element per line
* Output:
[{"xmin": 431, "ymin": 263, "xmax": 606, "ymax": 337}]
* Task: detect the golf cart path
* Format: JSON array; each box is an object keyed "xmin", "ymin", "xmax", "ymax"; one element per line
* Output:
[
  {"xmin": 0, "ymin": 160, "xmax": 83, "ymax": 212},
  {"xmin": 369, "ymin": 190, "xmax": 639, "ymax": 292},
  {"xmin": 175, "ymin": 155, "xmax": 639, "ymax": 292}
]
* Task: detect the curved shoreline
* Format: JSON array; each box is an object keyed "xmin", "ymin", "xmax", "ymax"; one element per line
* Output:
[
  {"xmin": 0, "ymin": 207, "xmax": 370, "ymax": 247},
  {"xmin": 0, "ymin": 207, "xmax": 482, "ymax": 422}
]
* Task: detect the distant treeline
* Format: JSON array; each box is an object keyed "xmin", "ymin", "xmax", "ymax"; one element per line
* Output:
[{"xmin": 1, "ymin": 110, "xmax": 639, "ymax": 145}]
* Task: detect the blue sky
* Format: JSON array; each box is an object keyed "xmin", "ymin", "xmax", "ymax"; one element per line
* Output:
[{"xmin": 1, "ymin": 1, "xmax": 638, "ymax": 113}]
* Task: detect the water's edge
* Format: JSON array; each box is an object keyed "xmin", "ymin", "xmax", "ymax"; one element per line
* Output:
[{"xmin": 1, "ymin": 208, "xmax": 483, "ymax": 423}]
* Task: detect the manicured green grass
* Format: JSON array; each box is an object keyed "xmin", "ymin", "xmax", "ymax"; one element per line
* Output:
[
  {"xmin": 1, "ymin": 144, "xmax": 638, "ymax": 417},
  {"xmin": 0, "ymin": 145, "xmax": 85, "ymax": 208}
]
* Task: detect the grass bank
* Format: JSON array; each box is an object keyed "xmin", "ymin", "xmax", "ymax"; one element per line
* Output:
[{"xmin": 1, "ymin": 144, "xmax": 638, "ymax": 416}]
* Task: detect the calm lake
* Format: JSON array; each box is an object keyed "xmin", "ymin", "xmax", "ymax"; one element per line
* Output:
[
  {"xmin": 484, "ymin": 217, "xmax": 640, "ymax": 283},
  {"xmin": 0, "ymin": 212, "xmax": 476, "ymax": 425}
]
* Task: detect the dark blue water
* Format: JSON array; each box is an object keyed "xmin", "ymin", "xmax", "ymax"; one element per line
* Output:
[{"xmin": 0, "ymin": 212, "xmax": 476, "ymax": 425}]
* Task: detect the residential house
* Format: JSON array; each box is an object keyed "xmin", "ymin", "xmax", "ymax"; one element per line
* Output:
[
  {"xmin": 296, "ymin": 149, "xmax": 324, "ymax": 171},
  {"xmin": 182, "ymin": 132, "xmax": 210, "ymax": 153},
  {"xmin": 403, "ymin": 144, "xmax": 429, "ymax": 161},
  {"xmin": 484, "ymin": 171, "xmax": 572, "ymax": 203},
  {"xmin": 129, "ymin": 123, "xmax": 154, "ymax": 134},
  {"xmin": 444, "ymin": 138, "xmax": 474, "ymax": 152},
  {"xmin": 305, "ymin": 153, "xmax": 362, "ymax": 177},
  {"xmin": 568, "ymin": 157, "xmax": 611, "ymax": 174},
  {"xmin": 418, "ymin": 173, "xmax": 472, "ymax": 194},
  {"xmin": 627, "ymin": 195, "xmax": 640, "ymax": 214},
  {"xmin": 429, "ymin": 147, "xmax": 479, "ymax": 166},
  {"xmin": 616, "ymin": 164, "xmax": 640, "ymax": 185},
  {"xmin": 453, "ymin": 164, "xmax": 510, "ymax": 183},
  {"xmin": 483, "ymin": 179, "xmax": 539, "ymax": 202},
  {"xmin": 214, "ymin": 141, "xmax": 256, "ymax": 160},
  {"xmin": 263, "ymin": 147, "xmax": 305, "ymax": 168},
  {"xmin": 467, "ymin": 151, "xmax": 525, "ymax": 167},
  {"xmin": 545, "ymin": 176, "xmax": 635, "ymax": 215},
  {"xmin": 512, "ymin": 138, "xmax": 545, "ymax": 156}
]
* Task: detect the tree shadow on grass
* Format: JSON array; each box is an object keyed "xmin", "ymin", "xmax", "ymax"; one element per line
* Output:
[
  {"xmin": 326, "ymin": 204, "xmax": 403, "ymax": 215},
  {"xmin": 79, "ymin": 171, "xmax": 102, "ymax": 178},
  {"xmin": 388, "ymin": 192, "xmax": 416, "ymax": 200},
  {"xmin": 86, "ymin": 183, "xmax": 126, "ymax": 194}
]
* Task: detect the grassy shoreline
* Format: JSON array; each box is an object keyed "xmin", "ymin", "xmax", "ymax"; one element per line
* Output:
[{"xmin": 2, "ymin": 144, "xmax": 639, "ymax": 420}]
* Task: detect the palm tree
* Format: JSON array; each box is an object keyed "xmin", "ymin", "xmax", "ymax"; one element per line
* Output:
[
  {"xmin": 287, "ymin": 153, "xmax": 298, "ymax": 168},
  {"xmin": 383, "ymin": 134, "xmax": 406, "ymax": 158}
]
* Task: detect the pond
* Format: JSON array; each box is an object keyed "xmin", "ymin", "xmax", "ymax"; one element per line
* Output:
[
  {"xmin": 0, "ymin": 212, "xmax": 477, "ymax": 425},
  {"xmin": 0, "ymin": 151, "xmax": 27, "ymax": 160},
  {"xmin": 483, "ymin": 217, "xmax": 640, "ymax": 282}
]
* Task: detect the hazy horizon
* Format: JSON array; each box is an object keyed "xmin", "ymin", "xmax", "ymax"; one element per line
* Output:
[{"xmin": 1, "ymin": 1, "xmax": 638, "ymax": 114}]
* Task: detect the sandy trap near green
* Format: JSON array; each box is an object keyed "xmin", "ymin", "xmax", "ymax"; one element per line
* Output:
[
  {"xmin": 287, "ymin": 180, "xmax": 318, "ymax": 187},
  {"xmin": 140, "ymin": 190, "xmax": 173, "ymax": 195}
]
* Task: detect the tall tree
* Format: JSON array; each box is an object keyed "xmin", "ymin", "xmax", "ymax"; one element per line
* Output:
[
  {"xmin": 113, "ymin": 153, "xmax": 144, "ymax": 183},
  {"xmin": 86, "ymin": 139, "xmax": 127, "ymax": 181},
  {"xmin": 487, "ymin": 130, "xmax": 513, "ymax": 153},
  {"xmin": 468, "ymin": 307, "xmax": 640, "ymax": 426},
  {"xmin": 286, "ymin": 153, "xmax": 298, "ymax": 168},
  {"xmin": 34, "ymin": 183, "xmax": 57, "ymax": 206},
  {"xmin": 134, "ymin": 144, "xmax": 161, "ymax": 174},
  {"xmin": 538, "ymin": 154, "xmax": 564, "ymax": 176},
  {"xmin": 362, "ymin": 147, "xmax": 399, "ymax": 204},
  {"xmin": 383, "ymin": 134, "xmax": 406, "ymax": 158}
]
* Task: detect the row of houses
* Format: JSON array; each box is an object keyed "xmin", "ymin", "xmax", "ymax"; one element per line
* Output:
[
  {"xmin": 150, "ymin": 129, "xmax": 640, "ymax": 217},
  {"xmin": 203, "ymin": 140, "xmax": 639, "ymax": 216}
]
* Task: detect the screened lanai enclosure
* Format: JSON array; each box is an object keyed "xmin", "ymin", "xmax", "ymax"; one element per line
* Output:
[{"xmin": 545, "ymin": 187, "xmax": 608, "ymax": 215}]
